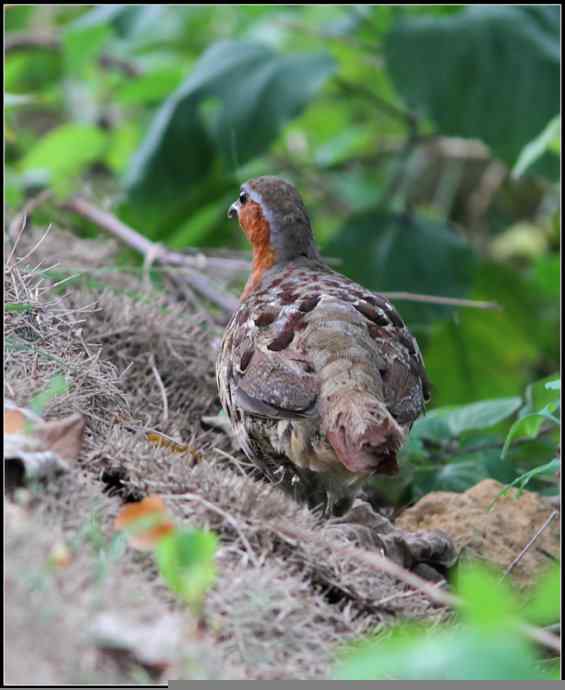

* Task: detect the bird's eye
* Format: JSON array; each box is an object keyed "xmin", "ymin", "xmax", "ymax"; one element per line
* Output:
[{"xmin": 239, "ymin": 191, "xmax": 248, "ymax": 205}]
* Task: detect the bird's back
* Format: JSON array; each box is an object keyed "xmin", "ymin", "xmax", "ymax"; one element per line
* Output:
[{"xmin": 217, "ymin": 257, "xmax": 429, "ymax": 513}]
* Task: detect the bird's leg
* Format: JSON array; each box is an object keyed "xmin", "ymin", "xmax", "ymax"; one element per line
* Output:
[{"xmin": 328, "ymin": 498, "xmax": 457, "ymax": 580}]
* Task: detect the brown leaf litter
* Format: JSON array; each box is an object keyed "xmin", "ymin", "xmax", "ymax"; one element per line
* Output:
[
  {"xmin": 4, "ymin": 400, "xmax": 85, "ymax": 491},
  {"xmin": 4, "ymin": 227, "xmax": 560, "ymax": 683}
]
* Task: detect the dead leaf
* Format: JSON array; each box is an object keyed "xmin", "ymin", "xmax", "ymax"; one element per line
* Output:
[
  {"xmin": 89, "ymin": 612, "xmax": 184, "ymax": 678},
  {"xmin": 114, "ymin": 496, "xmax": 175, "ymax": 551},
  {"xmin": 36, "ymin": 413, "xmax": 85, "ymax": 463},
  {"xmin": 145, "ymin": 430, "xmax": 202, "ymax": 461},
  {"xmin": 4, "ymin": 408, "xmax": 25, "ymax": 434},
  {"xmin": 4, "ymin": 400, "xmax": 85, "ymax": 492}
]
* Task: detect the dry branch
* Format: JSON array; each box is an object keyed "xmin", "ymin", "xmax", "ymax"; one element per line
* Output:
[
  {"xmin": 502, "ymin": 511, "xmax": 559, "ymax": 579},
  {"xmin": 382, "ymin": 291, "xmax": 500, "ymax": 311},
  {"xmin": 62, "ymin": 196, "xmax": 499, "ymax": 313},
  {"xmin": 275, "ymin": 523, "xmax": 562, "ymax": 655},
  {"xmin": 62, "ymin": 197, "xmax": 240, "ymax": 316}
]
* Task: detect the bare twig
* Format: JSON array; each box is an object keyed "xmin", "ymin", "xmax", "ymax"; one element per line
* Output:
[
  {"xmin": 62, "ymin": 196, "xmax": 240, "ymax": 316},
  {"xmin": 15, "ymin": 194, "xmax": 496, "ymax": 315},
  {"xmin": 502, "ymin": 511, "xmax": 559, "ymax": 579},
  {"xmin": 7, "ymin": 189, "xmax": 53, "ymax": 263},
  {"xmin": 275, "ymin": 523, "xmax": 562, "ymax": 655},
  {"xmin": 4, "ymin": 32, "xmax": 60, "ymax": 53},
  {"xmin": 163, "ymin": 492, "xmax": 259, "ymax": 567},
  {"xmin": 4, "ymin": 32, "xmax": 142, "ymax": 78},
  {"xmin": 383, "ymin": 291, "xmax": 501, "ymax": 311},
  {"xmin": 98, "ymin": 53, "xmax": 142, "ymax": 78},
  {"xmin": 148, "ymin": 354, "xmax": 169, "ymax": 425}
]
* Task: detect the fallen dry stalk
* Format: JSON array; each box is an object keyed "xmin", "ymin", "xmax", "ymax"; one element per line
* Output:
[
  {"xmin": 62, "ymin": 196, "xmax": 500, "ymax": 314},
  {"xmin": 275, "ymin": 523, "xmax": 561, "ymax": 655},
  {"xmin": 502, "ymin": 511, "xmax": 559, "ymax": 579},
  {"xmin": 62, "ymin": 197, "xmax": 241, "ymax": 316},
  {"xmin": 382, "ymin": 291, "xmax": 500, "ymax": 311}
]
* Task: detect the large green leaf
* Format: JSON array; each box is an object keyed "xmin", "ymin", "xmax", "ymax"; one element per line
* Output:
[
  {"xmin": 522, "ymin": 564, "xmax": 561, "ymax": 626},
  {"xmin": 385, "ymin": 6, "xmax": 560, "ymax": 166},
  {"xmin": 423, "ymin": 261, "xmax": 552, "ymax": 406},
  {"xmin": 155, "ymin": 528, "xmax": 217, "ymax": 609},
  {"xmin": 324, "ymin": 211, "xmax": 476, "ymax": 325},
  {"xmin": 19, "ymin": 123, "xmax": 108, "ymax": 193},
  {"xmin": 443, "ymin": 397, "xmax": 522, "ymax": 436},
  {"xmin": 124, "ymin": 41, "xmax": 335, "ymax": 224},
  {"xmin": 333, "ymin": 626, "xmax": 555, "ymax": 680},
  {"xmin": 333, "ymin": 563, "xmax": 558, "ymax": 680}
]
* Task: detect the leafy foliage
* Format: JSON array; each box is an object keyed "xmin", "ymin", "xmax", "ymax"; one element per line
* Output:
[
  {"xmin": 4, "ymin": 7, "xmax": 561, "ymax": 680},
  {"xmin": 326, "ymin": 211, "xmax": 477, "ymax": 324},
  {"xmin": 155, "ymin": 529, "xmax": 218, "ymax": 613},
  {"xmin": 5, "ymin": 4, "xmax": 560, "ymax": 502},
  {"xmin": 123, "ymin": 41, "xmax": 335, "ymax": 234},
  {"xmin": 333, "ymin": 563, "xmax": 560, "ymax": 680},
  {"xmin": 385, "ymin": 6, "xmax": 560, "ymax": 167},
  {"xmin": 114, "ymin": 496, "xmax": 218, "ymax": 616},
  {"xmin": 400, "ymin": 375, "xmax": 560, "ymax": 501}
]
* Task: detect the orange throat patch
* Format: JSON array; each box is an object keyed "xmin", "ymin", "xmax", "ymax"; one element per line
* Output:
[{"xmin": 239, "ymin": 200, "xmax": 276, "ymax": 300}]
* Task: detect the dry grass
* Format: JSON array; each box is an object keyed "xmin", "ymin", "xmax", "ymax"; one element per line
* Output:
[{"xmin": 4, "ymin": 228, "xmax": 446, "ymax": 684}]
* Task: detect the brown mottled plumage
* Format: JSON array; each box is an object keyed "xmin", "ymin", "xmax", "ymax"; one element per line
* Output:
[{"xmin": 217, "ymin": 176, "xmax": 430, "ymax": 515}]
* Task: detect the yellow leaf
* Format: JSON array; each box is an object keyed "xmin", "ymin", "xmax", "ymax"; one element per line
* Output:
[{"xmin": 145, "ymin": 431, "xmax": 201, "ymax": 461}]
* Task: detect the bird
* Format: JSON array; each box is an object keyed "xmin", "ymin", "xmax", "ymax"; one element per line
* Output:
[{"xmin": 216, "ymin": 175, "xmax": 430, "ymax": 516}]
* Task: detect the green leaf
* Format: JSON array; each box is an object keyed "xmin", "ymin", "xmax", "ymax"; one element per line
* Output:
[
  {"xmin": 424, "ymin": 261, "xmax": 551, "ymax": 406},
  {"xmin": 63, "ymin": 22, "xmax": 112, "ymax": 75},
  {"xmin": 155, "ymin": 528, "xmax": 217, "ymax": 609},
  {"xmin": 545, "ymin": 379, "xmax": 560, "ymax": 391},
  {"xmin": 19, "ymin": 124, "xmax": 108, "ymax": 192},
  {"xmin": 70, "ymin": 4, "xmax": 143, "ymax": 36},
  {"xmin": 492, "ymin": 458, "xmax": 561, "ymax": 503},
  {"xmin": 333, "ymin": 625, "xmax": 554, "ymax": 680},
  {"xmin": 124, "ymin": 41, "xmax": 335, "ymax": 220},
  {"xmin": 443, "ymin": 397, "xmax": 522, "ymax": 436},
  {"xmin": 523, "ymin": 374, "xmax": 561, "ymax": 415},
  {"xmin": 433, "ymin": 459, "xmax": 491, "ymax": 493},
  {"xmin": 29, "ymin": 374, "xmax": 69, "ymax": 414},
  {"xmin": 457, "ymin": 563, "xmax": 518, "ymax": 630},
  {"xmin": 502, "ymin": 410, "xmax": 559, "ymax": 458},
  {"xmin": 5, "ymin": 302, "xmax": 34, "ymax": 314},
  {"xmin": 409, "ymin": 407, "xmax": 454, "ymax": 443},
  {"xmin": 324, "ymin": 211, "xmax": 476, "ymax": 325},
  {"xmin": 115, "ymin": 67, "xmax": 185, "ymax": 106},
  {"xmin": 522, "ymin": 564, "xmax": 561, "ymax": 625},
  {"xmin": 513, "ymin": 115, "xmax": 561, "ymax": 179},
  {"xmin": 385, "ymin": 7, "xmax": 560, "ymax": 166}
]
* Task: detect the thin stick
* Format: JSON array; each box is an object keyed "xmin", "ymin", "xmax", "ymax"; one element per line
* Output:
[
  {"xmin": 7, "ymin": 190, "xmax": 53, "ymax": 263},
  {"xmin": 148, "ymin": 353, "xmax": 169, "ymax": 425},
  {"xmin": 502, "ymin": 511, "xmax": 559, "ymax": 579},
  {"xmin": 62, "ymin": 197, "xmax": 240, "ymax": 315},
  {"xmin": 274, "ymin": 523, "xmax": 562, "ymax": 654},
  {"xmin": 163, "ymin": 492, "xmax": 259, "ymax": 567},
  {"xmin": 382, "ymin": 291, "xmax": 501, "ymax": 311},
  {"xmin": 4, "ymin": 32, "xmax": 60, "ymax": 53}
]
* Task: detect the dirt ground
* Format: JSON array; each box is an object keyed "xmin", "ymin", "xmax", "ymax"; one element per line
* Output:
[{"xmin": 4, "ymin": 227, "xmax": 560, "ymax": 683}]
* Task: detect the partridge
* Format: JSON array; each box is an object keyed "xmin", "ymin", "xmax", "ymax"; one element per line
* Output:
[{"xmin": 216, "ymin": 176, "xmax": 430, "ymax": 515}]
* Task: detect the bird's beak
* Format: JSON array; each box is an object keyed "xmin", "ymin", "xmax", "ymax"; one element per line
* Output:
[{"xmin": 227, "ymin": 200, "xmax": 239, "ymax": 219}]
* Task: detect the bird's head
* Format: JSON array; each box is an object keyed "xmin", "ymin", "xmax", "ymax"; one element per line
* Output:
[{"xmin": 228, "ymin": 176, "xmax": 318, "ymax": 272}]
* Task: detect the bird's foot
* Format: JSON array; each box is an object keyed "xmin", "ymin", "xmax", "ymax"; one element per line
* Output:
[{"xmin": 328, "ymin": 498, "xmax": 457, "ymax": 581}]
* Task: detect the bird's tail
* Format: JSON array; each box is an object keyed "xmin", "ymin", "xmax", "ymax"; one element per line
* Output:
[
  {"xmin": 304, "ymin": 300, "xmax": 407, "ymax": 474},
  {"xmin": 322, "ymin": 388, "xmax": 405, "ymax": 474}
]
